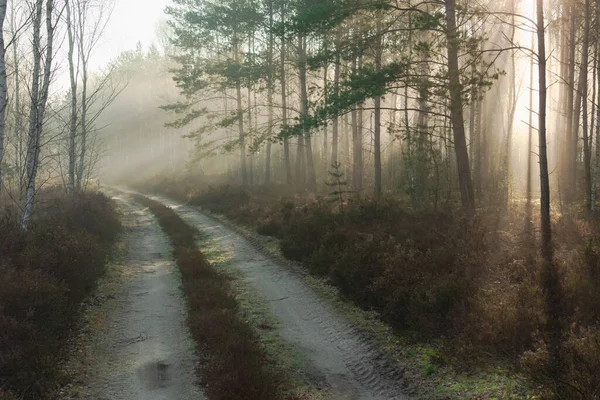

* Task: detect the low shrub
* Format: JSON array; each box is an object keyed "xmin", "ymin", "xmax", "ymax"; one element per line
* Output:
[
  {"xmin": 521, "ymin": 326, "xmax": 600, "ymax": 399},
  {"xmin": 0, "ymin": 191, "xmax": 120, "ymax": 399},
  {"xmin": 282, "ymin": 202, "xmax": 483, "ymax": 335}
]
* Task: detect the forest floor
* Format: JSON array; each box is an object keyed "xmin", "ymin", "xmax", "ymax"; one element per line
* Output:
[{"xmin": 59, "ymin": 193, "xmax": 203, "ymax": 400}]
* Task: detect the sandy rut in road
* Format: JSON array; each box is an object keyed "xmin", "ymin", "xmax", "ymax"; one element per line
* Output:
[
  {"xmin": 145, "ymin": 193, "xmax": 409, "ymax": 400},
  {"xmin": 80, "ymin": 195, "xmax": 203, "ymax": 400}
]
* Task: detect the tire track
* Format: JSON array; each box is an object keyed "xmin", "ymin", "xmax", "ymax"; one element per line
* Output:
[
  {"xmin": 76, "ymin": 194, "xmax": 204, "ymax": 400},
  {"xmin": 134, "ymin": 191, "xmax": 411, "ymax": 400}
]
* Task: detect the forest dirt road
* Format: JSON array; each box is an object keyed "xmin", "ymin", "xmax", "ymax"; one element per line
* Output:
[
  {"xmin": 75, "ymin": 194, "xmax": 204, "ymax": 400},
  {"xmin": 130, "ymin": 190, "xmax": 409, "ymax": 400}
]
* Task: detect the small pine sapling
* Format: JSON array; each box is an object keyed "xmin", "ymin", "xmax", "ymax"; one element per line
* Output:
[{"xmin": 326, "ymin": 162, "xmax": 352, "ymax": 213}]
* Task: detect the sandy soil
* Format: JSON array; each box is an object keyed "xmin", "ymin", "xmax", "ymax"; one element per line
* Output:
[
  {"xmin": 141, "ymin": 192, "xmax": 409, "ymax": 400},
  {"xmin": 68, "ymin": 194, "xmax": 204, "ymax": 400}
]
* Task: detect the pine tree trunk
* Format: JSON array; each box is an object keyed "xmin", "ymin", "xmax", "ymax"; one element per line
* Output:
[
  {"xmin": 373, "ymin": 16, "xmax": 382, "ymax": 198},
  {"xmin": 233, "ymin": 37, "xmax": 247, "ymax": 185},
  {"xmin": 536, "ymin": 0, "xmax": 552, "ymax": 262},
  {"xmin": 264, "ymin": 3, "xmax": 273, "ymax": 184},
  {"xmin": 343, "ymin": 113, "xmax": 350, "ymax": 176},
  {"xmin": 527, "ymin": 19, "xmax": 535, "ymax": 204},
  {"xmin": 577, "ymin": 0, "xmax": 591, "ymax": 210},
  {"xmin": 444, "ymin": 0, "xmax": 475, "ymax": 215},
  {"xmin": 592, "ymin": 0, "xmax": 600, "ymax": 214},
  {"xmin": 247, "ymin": 84, "xmax": 254, "ymax": 185},
  {"xmin": 323, "ymin": 60, "xmax": 329, "ymax": 173},
  {"xmin": 503, "ymin": 14, "xmax": 517, "ymax": 205},
  {"xmin": 564, "ymin": 5, "xmax": 577, "ymax": 202},
  {"xmin": 279, "ymin": 19, "xmax": 291, "ymax": 185},
  {"xmin": 298, "ymin": 34, "xmax": 316, "ymax": 189},
  {"xmin": 356, "ymin": 56, "xmax": 364, "ymax": 193},
  {"xmin": 331, "ymin": 52, "xmax": 340, "ymax": 166},
  {"xmin": 351, "ymin": 58, "xmax": 360, "ymax": 191},
  {"xmin": 537, "ymin": 0, "xmax": 563, "ymax": 371}
]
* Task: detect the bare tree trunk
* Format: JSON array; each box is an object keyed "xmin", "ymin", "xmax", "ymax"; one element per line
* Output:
[
  {"xmin": 23, "ymin": 0, "xmax": 53, "ymax": 230},
  {"xmin": 265, "ymin": 2, "xmax": 273, "ymax": 184},
  {"xmin": 503, "ymin": 14, "xmax": 517, "ymax": 205},
  {"xmin": 0, "ymin": 0, "xmax": 7, "ymax": 194},
  {"xmin": 343, "ymin": 113, "xmax": 350, "ymax": 174},
  {"xmin": 444, "ymin": 0, "xmax": 475, "ymax": 215},
  {"xmin": 536, "ymin": 0, "xmax": 552, "ymax": 261},
  {"xmin": 576, "ymin": 0, "xmax": 591, "ymax": 210},
  {"xmin": 322, "ymin": 58, "xmax": 329, "ymax": 172},
  {"xmin": 356, "ymin": 55, "xmax": 364, "ymax": 193},
  {"xmin": 10, "ymin": 3, "xmax": 24, "ymax": 197},
  {"xmin": 296, "ymin": 136, "xmax": 305, "ymax": 185},
  {"xmin": 592, "ymin": 0, "xmax": 600, "ymax": 214},
  {"xmin": 279, "ymin": 18, "xmax": 291, "ymax": 186},
  {"xmin": 564, "ymin": 5, "xmax": 577, "ymax": 202},
  {"xmin": 331, "ymin": 52, "xmax": 340, "ymax": 166},
  {"xmin": 527, "ymin": 19, "xmax": 535, "ymax": 204},
  {"xmin": 298, "ymin": 34, "xmax": 316, "ymax": 189},
  {"xmin": 590, "ymin": 43, "xmax": 597, "ymax": 174},
  {"xmin": 233, "ymin": 36, "xmax": 247, "ymax": 185},
  {"xmin": 537, "ymin": 0, "xmax": 563, "ymax": 372},
  {"xmin": 237, "ymin": 81, "xmax": 247, "ymax": 185},
  {"xmin": 474, "ymin": 86, "xmax": 482, "ymax": 200},
  {"xmin": 66, "ymin": 0, "xmax": 77, "ymax": 195},
  {"xmin": 76, "ymin": 0, "xmax": 90, "ymax": 190},
  {"xmin": 469, "ymin": 64, "xmax": 476, "ymax": 168},
  {"xmin": 388, "ymin": 92, "xmax": 398, "ymax": 183},
  {"xmin": 351, "ymin": 58, "xmax": 361, "ymax": 191},
  {"xmin": 373, "ymin": 15, "xmax": 382, "ymax": 198},
  {"xmin": 247, "ymin": 83, "xmax": 254, "ymax": 185}
]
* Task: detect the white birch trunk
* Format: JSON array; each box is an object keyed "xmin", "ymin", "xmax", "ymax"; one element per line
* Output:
[
  {"xmin": 22, "ymin": 0, "xmax": 54, "ymax": 230},
  {"xmin": 66, "ymin": 0, "xmax": 78, "ymax": 195}
]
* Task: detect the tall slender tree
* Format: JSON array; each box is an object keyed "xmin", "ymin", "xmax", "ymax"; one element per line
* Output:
[{"xmin": 22, "ymin": 0, "xmax": 55, "ymax": 230}]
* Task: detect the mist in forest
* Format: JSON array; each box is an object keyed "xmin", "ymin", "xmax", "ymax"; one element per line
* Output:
[
  {"xmin": 97, "ymin": 0, "xmax": 550, "ymax": 207},
  {"xmin": 3, "ymin": 0, "xmax": 600, "ymax": 398}
]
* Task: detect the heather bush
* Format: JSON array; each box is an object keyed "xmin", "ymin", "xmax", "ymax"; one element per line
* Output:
[{"xmin": 0, "ymin": 191, "xmax": 120, "ymax": 399}]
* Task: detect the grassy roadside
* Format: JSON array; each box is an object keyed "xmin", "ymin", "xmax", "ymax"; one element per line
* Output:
[
  {"xmin": 132, "ymin": 194, "xmax": 311, "ymax": 400},
  {"xmin": 58, "ymin": 237, "xmax": 127, "ymax": 400}
]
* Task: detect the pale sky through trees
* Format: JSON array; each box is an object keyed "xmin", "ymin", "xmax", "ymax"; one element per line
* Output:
[
  {"xmin": 98, "ymin": 0, "xmax": 167, "ymax": 60},
  {"xmin": 55, "ymin": 0, "xmax": 168, "ymax": 90}
]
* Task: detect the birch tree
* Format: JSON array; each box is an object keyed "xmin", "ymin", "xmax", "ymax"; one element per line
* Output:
[
  {"xmin": 66, "ymin": 0, "xmax": 77, "ymax": 194},
  {"xmin": 74, "ymin": 0, "xmax": 112, "ymax": 190},
  {"xmin": 22, "ymin": 0, "xmax": 55, "ymax": 230}
]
